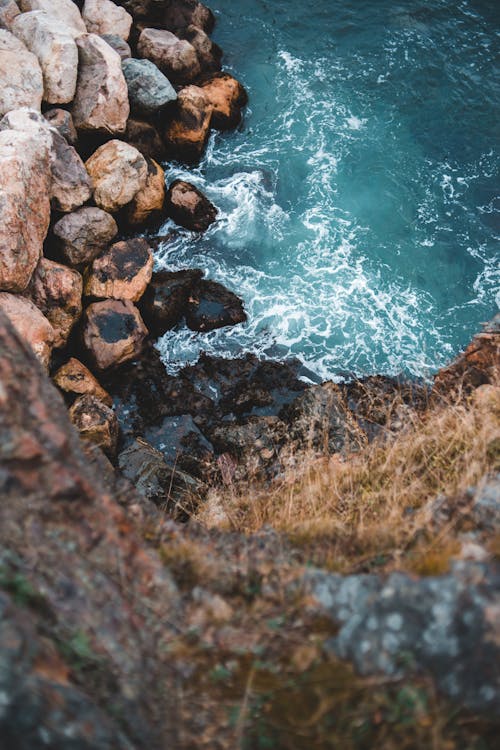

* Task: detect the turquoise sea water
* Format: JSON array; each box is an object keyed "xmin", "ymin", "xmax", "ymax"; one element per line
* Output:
[{"xmin": 156, "ymin": 0, "xmax": 499, "ymax": 380}]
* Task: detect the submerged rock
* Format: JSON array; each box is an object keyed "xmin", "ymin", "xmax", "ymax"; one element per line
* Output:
[
  {"xmin": 29, "ymin": 258, "xmax": 83, "ymax": 348},
  {"xmin": 186, "ymin": 279, "xmax": 246, "ymax": 332},
  {"xmin": 69, "ymin": 393, "xmax": 119, "ymax": 457},
  {"xmin": 54, "ymin": 357, "xmax": 113, "ymax": 407},
  {"xmin": 199, "ymin": 71, "xmax": 248, "ymax": 130},
  {"xmin": 137, "ymin": 27, "xmax": 200, "ymax": 84},
  {"xmin": 53, "ymin": 206, "xmax": 118, "ymax": 268},
  {"xmin": 84, "ymin": 238, "xmax": 154, "ymax": 302},
  {"xmin": 81, "ymin": 298, "xmax": 148, "ymax": 370},
  {"xmin": 139, "ymin": 268, "xmax": 204, "ymax": 335},
  {"xmin": 0, "ymin": 30, "xmax": 43, "ymax": 116},
  {"xmin": 163, "ymin": 84, "xmax": 213, "ymax": 163},
  {"xmin": 82, "ymin": 0, "xmax": 133, "ymax": 41},
  {"xmin": 122, "ymin": 57, "xmax": 177, "ymax": 116},
  {"xmin": 165, "ymin": 179, "xmax": 217, "ymax": 231},
  {"xmin": 126, "ymin": 158, "xmax": 166, "ymax": 227},
  {"xmin": 0, "ymin": 291, "xmax": 54, "ymax": 367},
  {"xmin": 85, "ymin": 139, "xmax": 148, "ymax": 212}
]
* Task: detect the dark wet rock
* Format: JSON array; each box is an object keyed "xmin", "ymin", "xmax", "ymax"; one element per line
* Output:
[
  {"xmin": 100, "ymin": 32, "xmax": 131, "ymax": 60},
  {"xmin": 54, "ymin": 357, "xmax": 113, "ymax": 407},
  {"xmin": 139, "ymin": 268, "xmax": 203, "ymax": 335},
  {"xmin": 210, "ymin": 416, "xmax": 287, "ymax": 475},
  {"xmin": 126, "ymin": 158, "xmax": 165, "ymax": 227},
  {"xmin": 162, "ymin": 84, "xmax": 212, "ymax": 163},
  {"xmin": 186, "ymin": 279, "xmax": 246, "ymax": 332},
  {"xmin": 137, "ymin": 27, "xmax": 200, "ymax": 85},
  {"xmin": 44, "ymin": 107, "xmax": 78, "ymax": 145},
  {"xmin": 81, "ymin": 299, "xmax": 148, "ymax": 371},
  {"xmin": 165, "ymin": 179, "xmax": 217, "ymax": 231},
  {"xmin": 160, "ymin": 0, "xmax": 215, "ymax": 35},
  {"xmin": 124, "ymin": 117, "xmax": 166, "ymax": 161},
  {"xmin": 84, "ymin": 238, "xmax": 154, "ymax": 302},
  {"xmin": 122, "ymin": 56, "xmax": 177, "ymax": 116},
  {"xmin": 69, "ymin": 393, "xmax": 119, "ymax": 457},
  {"xmin": 143, "ymin": 413, "xmax": 214, "ymax": 478},
  {"xmin": 28, "ymin": 257, "xmax": 83, "ymax": 348},
  {"xmin": 198, "ymin": 71, "xmax": 248, "ymax": 130},
  {"xmin": 53, "ymin": 206, "xmax": 118, "ymax": 268},
  {"xmin": 180, "ymin": 23, "xmax": 221, "ymax": 73}
]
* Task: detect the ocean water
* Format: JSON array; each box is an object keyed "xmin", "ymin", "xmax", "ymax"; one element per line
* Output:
[{"xmin": 155, "ymin": 0, "xmax": 499, "ymax": 381}]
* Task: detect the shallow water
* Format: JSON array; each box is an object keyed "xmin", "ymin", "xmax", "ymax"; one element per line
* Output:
[{"xmin": 155, "ymin": 0, "xmax": 499, "ymax": 380}]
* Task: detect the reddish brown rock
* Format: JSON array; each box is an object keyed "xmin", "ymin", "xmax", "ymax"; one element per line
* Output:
[
  {"xmin": 84, "ymin": 238, "xmax": 154, "ymax": 302},
  {"xmin": 69, "ymin": 393, "xmax": 118, "ymax": 457},
  {"xmin": 54, "ymin": 357, "xmax": 113, "ymax": 406},
  {"xmin": 139, "ymin": 268, "xmax": 203, "ymax": 335},
  {"xmin": 44, "ymin": 107, "xmax": 78, "ymax": 145},
  {"xmin": 186, "ymin": 280, "xmax": 247, "ymax": 332},
  {"xmin": 161, "ymin": 0, "xmax": 215, "ymax": 35},
  {"xmin": 82, "ymin": 298, "xmax": 148, "ymax": 370},
  {"xmin": 165, "ymin": 179, "xmax": 217, "ymax": 231},
  {"xmin": 181, "ymin": 24, "xmax": 221, "ymax": 73},
  {"xmin": 0, "ymin": 291, "xmax": 54, "ymax": 367},
  {"xmin": 163, "ymin": 84, "xmax": 212, "ymax": 163},
  {"xmin": 127, "ymin": 158, "xmax": 166, "ymax": 227},
  {"xmin": 124, "ymin": 117, "xmax": 166, "ymax": 161},
  {"xmin": 29, "ymin": 258, "xmax": 83, "ymax": 348},
  {"xmin": 137, "ymin": 27, "xmax": 200, "ymax": 84},
  {"xmin": 85, "ymin": 139, "xmax": 148, "ymax": 212},
  {"xmin": 53, "ymin": 206, "xmax": 118, "ymax": 267},
  {"xmin": 199, "ymin": 72, "xmax": 248, "ymax": 130}
]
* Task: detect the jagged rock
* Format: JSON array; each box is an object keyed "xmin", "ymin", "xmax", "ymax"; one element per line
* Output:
[
  {"xmin": 100, "ymin": 32, "xmax": 131, "ymax": 60},
  {"xmin": 85, "ymin": 139, "xmax": 148, "ymax": 212},
  {"xmin": 69, "ymin": 393, "xmax": 118, "ymax": 457},
  {"xmin": 137, "ymin": 27, "xmax": 200, "ymax": 84},
  {"xmin": 84, "ymin": 238, "xmax": 154, "ymax": 302},
  {"xmin": 0, "ymin": 0, "xmax": 20, "ymax": 30},
  {"xmin": 29, "ymin": 258, "xmax": 82, "ymax": 348},
  {"xmin": 165, "ymin": 179, "xmax": 217, "ymax": 231},
  {"xmin": 210, "ymin": 417, "xmax": 287, "ymax": 472},
  {"xmin": 122, "ymin": 57, "xmax": 177, "ymax": 116},
  {"xmin": 127, "ymin": 158, "xmax": 165, "ymax": 227},
  {"xmin": 143, "ymin": 413, "xmax": 214, "ymax": 478},
  {"xmin": 18, "ymin": 0, "xmax": 87, "ymax": 36},
  {"xmin": 12, "ymin": 11, "xmax": 79, "ymax": 104},
  {"xmin": 0, "ymin": 30, "xmax": 43, "ymax": 116},
  {"xmin": 199, "ymin": 72, "xmax": 248, "ymax": 130},
  {"xmin": 0, "ymin": 292, "xmax": 54, "ymax": 367},
  {"xmin": 181, "ymin": 24, "xmax": 221, "ymax": 73},
  {"xmin": 0, "ymin": 129, "xmax": 50, "ymax": 292},
  {"xmin": 53, "ymin": 207, "xmax": 118, "ymax": 267},
  {"xmin": 82, "ymin": 0, "xmax": 133, "ymax": 40},
  {"xmin": 54, "ymin": 357, "xmax": 113, "ymax": 406},
  {"xmin": 82, "ymin": 299, "xmax": 148, "ymax": 370},
  {"xmin": 139, "ymin": 268, "xmax": 203, "ymax": 335},
  {"xmin": 124, "ymin": 117, "xmax": 166, "ymax": 161},
  {"xmin": 186, "ymin": 279, "xmax": 246, "ymax": 332},
  {"xmin": 44, "ymin": 107, "xmax": 78, "ymax": 145},
  {"xmin": 161, "ymin": 0, "xmax": 215, "ymax": 35},
  {"xmin": 73, "ymin": 33, "xmax": 129, "ymax": 134},
  {"xmin": 163, "ymin": 84, "xmax": 212, "ymax": 163}
]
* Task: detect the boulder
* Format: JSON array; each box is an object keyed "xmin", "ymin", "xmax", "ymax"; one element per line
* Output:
[
  {"xmin": 186, "ymin": 280, "xmax": 246, "ymax": 332},
  {"xmin": 84, "ymin": 238, "xmax": 154, "ymax": 302},
  {"xmin": 199, "ymin": 72, "xmax": 248, "ymax": 130},
  {"xmin": 124, "ymin": 117, "xmax": 166, "ymax": 161},
  {"xmin": 181, "ymin": 24, "xmax": 221, "ymax": 73},
  {"xmin": 82, "ymin": 0, "xmax": 133, "ymax": 40},
  {"xmin": 137, "ymin": 27, "xmax": 200, "ymax": 84},
  {"xmin": 53, "ymin": 206, "xmax": 118, "ymax": 267},
  {"xmin": 54, "ymin": 357, "xmax": 113, "ymax": 406},
  {"xmin": 127, "ymin": 158, "xmax": 165, "ymax": 226},
  {"xmin": 161, "ymin": 0, "xmax": 215, "ymax": 35},
  {"xmin": 0, "ymin": 292, "xmax": 54, "ymax": 367},
  {"xmin": 139, "ymin": 268, "xmax": 203, "ymax": 335},
  {"xmin": 165, "ymin": 179, "xmax": 217, "ymax": 231},
  {"xmin": 0, "ymin": 0, "xmax": 20, "ymax": 30},
  {"xmin": 29, "ymin": 258, "xmax": 83, "ymax": 348},
  {"xmin": 81, "ymin": 299, "xmax": 148, "ymax": 370},
  {"xmin": 44, "ymin": 107, "xmax": 78, "ymax": 145},
  {"xmin": 85, "ymin": 139, "xmax": 148, "ymax": 212},
  {"xmin": 101, "ymin": 33, "xmax": 131, "ymax": 60},
  {"xmin": 18, "ymin": 0, "xmax": 87, "ymax": 36},
  {"xmin": 0, "ymin": 30, "xmax": 43, "ymax": 116},
  {"xmin": 69, "ymin": 394, "xmax": 118, "ymax": 457},
  {"xmin": 72, "ymin": 33, "xmax": 129, "ymax": 134},
  {"xmin": 163, "ymin": 84, "xmax": 212, "ymax": 163},
  {"xmin": 0, "ymin": 129, "xmax": 50, "ymax": 292},
  {"xmin": 122, "ymin": 57, "xmax": 177, "ymax": 117},
  {"xmin": 12, "ymin": 11, "xmax": 79, "ymax": 104}
]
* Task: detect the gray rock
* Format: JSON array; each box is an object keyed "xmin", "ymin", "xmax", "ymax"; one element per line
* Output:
[
  {"xmin": 122, "ymin": 57, "xmax": 177, "ymax": 116},
  {"xmin": 0, "ymin": 30, "xmax": 43, "ymax": 116},
  {"xmin": 101, "ymin": 33, "xmax": 131, "ymax": 60},
  {"xmin": 0, "ymin": 0, "xmax": 20, "ymax": 31},
  {"xmin": 53, "ymin": 206, "xmax": 118, "ymax": 267}
]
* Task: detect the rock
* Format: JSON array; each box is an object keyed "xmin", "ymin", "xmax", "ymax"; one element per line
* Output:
[
  {"xmin": 44, "ymin": 107, "xmax": 78, "ymax": 145},
  {"xmin": 0, "ymin": 292, "xmax": 54, "ymax": 367},
  {"xmin": 126, "ymin": 158, "xmax": 165, "ymax": 227},
  {"xmin": 163, "ymin": 84, "xmax": 212, "ymax": 163},
  {"xmin": 85, "ymin": 139, "xmax": 148, "ymax": 212},
  {"xmin": 12, "ymin": 11, "xmax": 79, "ymax": 104},
  {"xmin": 165, "ymin": 179, "xmax": 217, "ymax": 231},
  {"xmin": 0, "ymin": 30, "xmax": 43, "ymax": 116},
  {"xmin": 0, "ymin": 129, "xmax": 50, "ymax": 292},
  {"xmin": 139, "ymin": 268, "xmax": 203, "ymax": 335},
  {"xmin": 81, "ymin": 299, "xmax": 148, "ymax": 370},
  {"xmin": 160, "ymin": 0, "xmax": 215, "ymax": 35},
  {"xmin": 54, "ymin": 357, "xmax": 113, "ymax": 406},
  {"xmin": 69, "ymin": 393, "xmax": 118, "ymax": 457},
  {"xmin": 124, "ymin": 117, "xmax": 166, "ymax": 161},
  {"xmin": 72, "ymin": 33, "xmax": 129, "ymax": 134},
  {"xmin": 186, "ymin": 280, "xmax": 246, "ymax": 332},
  {"xmin": 210, "ymin": 417, "xmax": 287, "ymax": 473},
  {"xmin": 122, "ymin": 57, "xmax": 177, "ymax": 117},
  {"xmin": 101, "ymin": 32, "xmax": 131, "ymax": 60},
  {"xmin": 199, "ymin": 72, "xmax": 248, "ymax": 130},
  {"xmin": 137, "ymin": 27, "xmax": 200, "ymax": 85},
  {"xmin": 143, "ymin": 412, "xmax": 214, "ymax": 478},
  {"xmin": 84, "ymin": 238, "xmax": 154, "ymax": 302},
  {"xmin": 18, "ymin": 0, "xmax": 87, "ymax": 36},
  {"xmin": 0, "ymin": 0, "xmax": 20, "ymax": 30},
  {"xmin": 181, "ymin": 24, "xmax": 221, "ymax": 73},
  {"xmin": 29, "ymin": 259, "xmax": 83, "ymax": 348},
  {"xmin": 53, "ymin": 207, "xmax": 118, "ymax": 267},
  {"xmin": 82, "ymin": 0, "xmax": 132, "ymax": 40}
]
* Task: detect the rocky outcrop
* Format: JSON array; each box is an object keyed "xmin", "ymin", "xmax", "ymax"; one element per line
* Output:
[
  {"xmin": 81, "ymin": 299, "xmax": 148, "ymax": 370},
  {"xmin": 44, "ymin": 107, "xmax": 78, "ymax": 145},
  {"xmin": 186, "ymin": 279, "xmax": 246, "ymax": 331},
  {"xmin": 0, "ymin": 292, "xmax": 54, "ymax": 367},
  {"xmin": 18, "ymin": 0, "xmax": 87, "ymax": 36},
  {"xmin": 0, "ymin": 30, "xmax": 43, "ymax": 116},
  {"xmin": 139, "ymin": 268, "xmax": 204, "ymax": 335},
  {"xmin": 163, "ymin": 84, "xmax": 213, "ymax": 162},
  {"xmin": 165, "ymin": 179, "xmax": 217, "ymax": 231},
  {"xmin": 124, "ymin": 117, "xmax": 166, "ymax": 161},
  {"xmin": 84, "ymin": 238, "xmax": 154, "ymax": 302},
  {"xmin": 127, "ymin": 158, "xmax": 165, "ymax": 226},
  {"xmin": 69, "ymin": 393, "xmax": 119, "ymax": 457},
  {"xmin": 85, "ymin": 139, "xmax": 148, "ymax": 212},
  {"xmin": 137, "ymin": 27, "xmax": 200, "ymax": 84},
  {"xmin": 0, "ymin": 0, "xmax": 20, "ymax": 30},
  {"xmin": 122, "ymin": 57, "xmax": 177, "ymax": 116},
  {"xmin": 82, "ymin": 0, "xmax": 133, "ymax": 40},
  {"xmin": 53, "ymin": 207, "xmax": 118, "ymax": 268},
  {"xmin": 199, "ymin": 71, "xmax": 248, "ymax": 130},
  {"xmin": 54, "ymin": 357, "xmax": 113, "ymax": 406}
]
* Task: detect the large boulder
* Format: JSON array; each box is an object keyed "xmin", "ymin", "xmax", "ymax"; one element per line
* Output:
[
  {"xmin": 72, "ymin": 33, "xmax": 129, "ymax": 134},
  {"xmin": 54, "ymin": 357, "xmax": 113, "ymax": 406},
  {"xmin": 186, "ymin": 280, "xmax": 247, "ymax": 332},
  {"xmin": 181, "ymin": 24, "xmax": 221, "ymax": 73},
  {"xmin": 29, "ymin": 258, "xmax": 83, "ymax": 348},
  {"xmin": 69, "ymin": 393, "xmax": 119, "ymax": 457},
  {"xmin": 0, "ymin": 129, "xmax": 50, "ymax": 292},
  {"xmin": 199, "ymin": 72, "xmax": 248, "ymax": 130},
  {"xmin": 100, "ymin": 32, "xmax": 131, "ymax": 60},
  {"xmin": 160, "ymin": 0, "xmax": 215, "ymax": 35},
  {"xmin": 137, "ymin": 27, "xmax": 200, "ymax": 84},
  {"xmin": 139, "ymin": 268, "xmax": 203, "ymax": 335},
  {"xmin": 12, "ymin": 11, "xmax": 79, "ymax": 104},
  {"xmin": 163, "ymin": 84, "xmax": 212, "ymax": 163},
  {"xmin": 0, "ymin": 30, "xmax": 43, "ymax": 116},
  {"xmin": 84, "ymin": 238, "xmax": 154, "ymax": 302},
  {"xmin": 124, "ymin": 117, "xmax": 166, "ymax": 161},
  {"xmin": 122, "ymin": 57, "xmax": 177, "ymax": 116},
  {"xmin": 165, "ymin": 179, "xmax": 217, "ymax": 231},
  {"xmin": 53, "ymin": 206, "xmax": 118, "ymax": 267},
  {"xmin": 0, "ymin": 0, "xmax": 20, "ymax": 30},
  {"xmin": 18, "ymin": 0, "xmax": 87, "ymax": 36},
  {"xmin": 127, "ymin": 158, "xmax": 165, "ymax": 227},
  {"xmin": 82, "ymin": 0, "xmax": 133, "ymax": 40},
  {"xmin": 44, "ymin": 107, "xmax": 78, "ymax": 145},
  {"xmin": 85, "ymin": 139, "xmax": 148, "ymax": 212},
  {"xmin": 81, "ymin": 299, "xmax": 148, "ymax": 370},
  {"xmin": 0, "ymin": 292, "xmax": 54, "ymax": 367}
]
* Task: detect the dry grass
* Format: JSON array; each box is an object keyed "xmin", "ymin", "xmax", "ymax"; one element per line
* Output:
[{"xmin": 197, "ymin": 381, "xmax": 500, "ymax": 573}]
